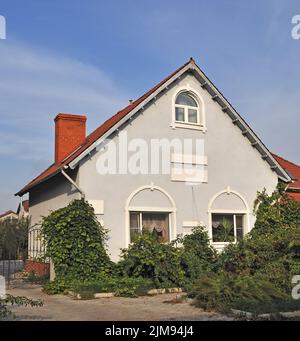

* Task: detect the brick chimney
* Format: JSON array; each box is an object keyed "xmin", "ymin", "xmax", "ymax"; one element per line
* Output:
[{"xmin": 54, "ymin": 113, "xmax": 87, "ymax": 164}]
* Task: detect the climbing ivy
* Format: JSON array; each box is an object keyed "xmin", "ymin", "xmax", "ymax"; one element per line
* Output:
[{"xmin": 41, "ymin": 199, "xmax": 110, "ymax": 280}]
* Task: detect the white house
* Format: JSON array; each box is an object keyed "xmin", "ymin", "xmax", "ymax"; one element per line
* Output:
[{"xmin": 16, "ymin": 58, "xmax": 295, "ymax": 262}]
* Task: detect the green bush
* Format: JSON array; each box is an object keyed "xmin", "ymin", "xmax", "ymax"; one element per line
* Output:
[
  {"xmin": 43, "ymin": 278, "xmax": 71, "ymax": 295},
  {"xmin": 189, "ymin": 272, "xmax": 287, "ymax": 313},
  {"xmin": 0, "ymin": 295, "xmax": 43, "ymax": 319},
  {"xmin": 188, "ymin": 186, "xmax": 300, "ymax": 313},
  {"xmin": 41, "ymin": 199, "xmax": 110, "ymax": 281},
  {"xmin": 216, "ymin": 186, "xmax": 300, "ymax": 293},
  {"xmin": 43, "ymin": 276, "xmax": 154, "ymax": 298},
  {"xmin": 177, "ymin": 226, "xmax": 217, "ymax": 282},
  {"xmin": 216, "ymin": 221, "xmax": 300, "ymax": 294},
  {"xmin": 0, "ymin": 217, "xmax": 28, "ymax": 260},
  {"xmin": 119, "ymin": 233, "xmax": 184, "ymax": 288}
]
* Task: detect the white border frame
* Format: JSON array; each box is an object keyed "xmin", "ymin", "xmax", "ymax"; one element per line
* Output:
[
  {"xmin": 208, "ymin": 188, "xmax": 250, "ymax": 249},
  {"xmin": 125, "ymin": 184, "xmax": 177, "ymax": 247},
  {"xmin": 171, "ymin": 85, "xmax": 207, "ymax": 131}
]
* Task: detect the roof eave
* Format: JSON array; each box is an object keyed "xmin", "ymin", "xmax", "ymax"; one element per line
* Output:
[{"xmin": 15, "ymin": 168, "xmax": 62, "ymax": 197}]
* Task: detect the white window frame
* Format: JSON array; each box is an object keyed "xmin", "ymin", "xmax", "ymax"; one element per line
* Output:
[
  {"xmin": 207, "ymin": 188, "xmax": 251, "ymax": 252},
  {"xmin": 175, "ymin": 102, "xmax": 200, "ymax": 125},
  {"xmin": 125, "ymin": 185, "xmax": 177, "ymax": 248},
  {"xmin": 129, "ymin": 211, "xmax": 171, "ymax": 243},
  {"xmin": 171, "ymin": 87, "xmax": 206, "ymax": 132},
  {"xmin": 211, "ymin": 212, "xmax": 245, "ymax": 245}
]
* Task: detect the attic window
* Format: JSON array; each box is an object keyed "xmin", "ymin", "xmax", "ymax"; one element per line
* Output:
[{"xmin": 175, "ymin": 92, "xmax": 199, "ymax": 124}]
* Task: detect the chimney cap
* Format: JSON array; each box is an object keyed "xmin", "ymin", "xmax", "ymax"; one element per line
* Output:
[{"xmin": 55, "ymin": 113, "xmax": 87, "ymax": 122}]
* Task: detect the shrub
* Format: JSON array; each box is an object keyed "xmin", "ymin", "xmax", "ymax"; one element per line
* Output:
[
  {"xmin": 0, "ymin": 295, "xmax": 43, "ymax": 319},
  {"xmin": 189, "ymin": 272, "xmax": 287, "ymax": 313},
  {"xmin": 119, "ymin": 233, "xmax": 184, "ymax": 288},
  {"xmin": 41, "ymin": 199, "xmax": 110, "ymax": 281},
  {"xmin": 43, "ymin": 278, "xmax": 70, "ymax": 295},
  {"xmin": 0, "ymin": 217, "xmax": 28, "ymax": 260},
  {"xmin": 217, "ymin": 221, "xmax": 300, "ymax": 293},
  {"xmin": 177, "ymin": 226, "xmax": 217, "ymax": 282},
  {"xmin": 44, "ymin": 276, "xmax": 154, "ymax": 298},
  {"xmin": 216, "ymin": 185, "xmax": 300, "ymax": 294},
  {"xmin": 253, "ymin": 183, "xmax": 300, "ymax": 233}
]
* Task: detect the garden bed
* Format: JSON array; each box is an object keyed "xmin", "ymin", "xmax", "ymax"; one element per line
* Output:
[{"xmin": 68, "ymin": 287, "xmax": 184, "ymax": 300}]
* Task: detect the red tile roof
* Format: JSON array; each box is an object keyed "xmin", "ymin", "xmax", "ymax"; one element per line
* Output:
[
  {"xmin": 288, "ymin": 192, "xmax": 300, "ymax": 202},
  {"xmin": 272, "ymin": 154, "xmax": 300, "ymax": 189},
  {"xmin": 16, "ymin": 60, "xmax": 191, "ymax": 196}
]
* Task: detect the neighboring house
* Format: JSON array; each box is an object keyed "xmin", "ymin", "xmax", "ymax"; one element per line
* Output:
[
  {"xmin": 16, "ymin": 58, "xmax": 297, "ymax": 262},
  {"xmin": 0, "ymin": 200, "xmax": 29, "ymax": 222},
  {"xmin": 0, "ymin": 210, "xmax": 18, "ymax": 222},
  {"xmin": 16, "ymin": 199, "xmax": 29, "ymax": 220},
  {"xmin": 272, "ymin": 154, "xmax": 300, "ymax": 202}
]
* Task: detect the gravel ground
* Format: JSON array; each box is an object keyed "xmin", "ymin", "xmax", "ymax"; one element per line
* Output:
[{"xmin": 6, "ymin": 280, "xmax": 232, "ymax": 321}]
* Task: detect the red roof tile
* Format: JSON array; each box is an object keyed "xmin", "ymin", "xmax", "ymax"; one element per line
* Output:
[
  {"xmin": 272, "ymin": 154, "xmax": 300, "ymax": 189},
  {"xmin": 16, "ymin": 60, "xmax": 191, "ymax": 196},
  {"xmin": 288, "ymin": 192, "xmax": 300, "ymax": 202}
]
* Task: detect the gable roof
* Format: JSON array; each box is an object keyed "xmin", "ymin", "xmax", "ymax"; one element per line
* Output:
[
  {"xmin": 272, "ymin": 154, "xmax": 300, "ymax": 189},
  {"xmin": 16, "ymin": 58, "xmax": 291, "ymax": 196}
]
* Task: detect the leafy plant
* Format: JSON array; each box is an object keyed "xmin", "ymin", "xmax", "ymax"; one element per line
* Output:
[
  {"xmin": 119, "ymin": 233, "xmax": 184, "ymax": 288},
  {"xmin": 0, "ymin": 294, "xmax": 43, "ymax": 319},
  {"xmin": 43, "ymin": 278, "xmax": 70, "ymax": 295},
  {"xmin": 176, "ymin": 226, "xmax": 217, "ymax": 282},
  {"xmin": 212, "ymin": 218, "xmax": 234, "ymax": 243},
  {"xmin": 41, "ymin": 199, "xmax": 110, "ymax": 281},
  {"xmin": 0, "ymin": 217, "xmax": 29, "ymax": 260},
  {"xmin": 189, "ymin": 272, "xmax": 287, "ymax": 313}
]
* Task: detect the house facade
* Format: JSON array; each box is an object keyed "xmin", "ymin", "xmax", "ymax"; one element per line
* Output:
[{"xmin": 16, "ymin": 58, "xmax": 295, "ymax": 262}]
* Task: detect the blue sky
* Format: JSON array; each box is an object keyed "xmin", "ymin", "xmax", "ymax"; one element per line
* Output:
[{"xmin": 0, "ymin": 0, "xmax": 299, "ymax": 212}]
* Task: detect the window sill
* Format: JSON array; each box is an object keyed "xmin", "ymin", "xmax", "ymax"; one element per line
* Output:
[
  {"xmin": 212, "ymin": 241, "xmax": 236, "ymax": 245},
  {"xmin": 171, "ymin": 122, "xmax": 206, "ymax": 132}
]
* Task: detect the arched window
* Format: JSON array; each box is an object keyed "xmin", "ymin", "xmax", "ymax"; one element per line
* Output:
[{"xmin": 175, "ymin": 92, "xmax": 200, "ymax": 124}]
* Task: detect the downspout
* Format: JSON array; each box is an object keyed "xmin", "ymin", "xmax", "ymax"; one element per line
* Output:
[{"xmin": 61, "ymin": 167, "xmax": 85, "ymax": 199}]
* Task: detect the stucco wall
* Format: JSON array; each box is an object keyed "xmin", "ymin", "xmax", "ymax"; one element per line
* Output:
[
  {"xmin": 75, "ymin": 73, "xmax": 278, "ymax": 261},
  {"xmin": 29, "ymin": 171, "xmax": 80, "ymax": 227}
]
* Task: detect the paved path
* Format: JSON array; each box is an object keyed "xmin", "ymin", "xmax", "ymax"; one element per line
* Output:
[{"xmin": 6, "ymin": 281, "xmax": 232, "ymax": 321}]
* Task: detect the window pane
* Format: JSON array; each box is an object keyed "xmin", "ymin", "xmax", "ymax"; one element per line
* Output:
[
  {"xmin": 130, "ymin": 212, "xmax": 140, "ymax": 240},
  {"xmin": 236, "ymin": 215, "xmax": 244, "ymax": 241},
  {"xmin": 175, "ymin": 107, "xmax": 185, "ymax": 122},
  {"xmin": 175, "ymin": 93, "xmax": 198, "ymax": 107},
  {"xmin": 142, "ymin": 213, "xmax": 169, "ymax": 242},
  {"xmin": 188, "ymin": 109, "xmax": 198, "ymax": 123},
  {"xmin": 212, "ymin": 214, "xmax": 234, "ymax": 242}
]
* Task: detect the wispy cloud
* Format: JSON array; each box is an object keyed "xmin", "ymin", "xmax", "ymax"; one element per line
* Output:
[{"xmin": 0, "ymin": 40, "xmax": 128, "ymax": 211}]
